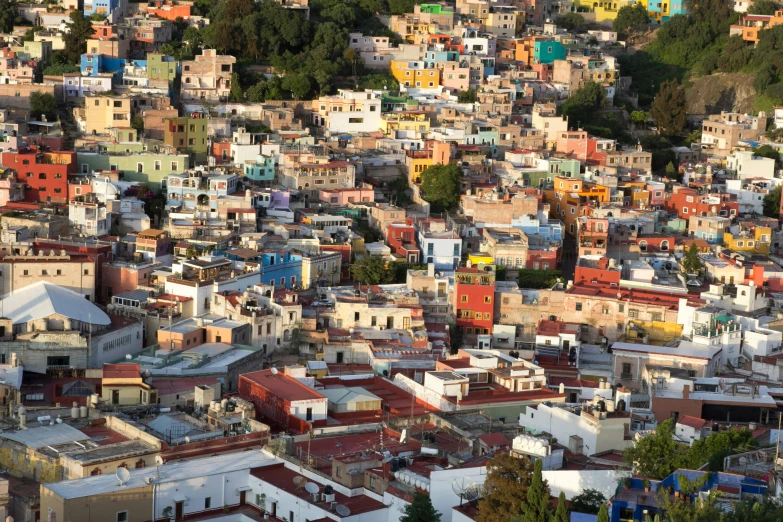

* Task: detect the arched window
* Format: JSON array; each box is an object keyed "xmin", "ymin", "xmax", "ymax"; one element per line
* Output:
[
  {"xmin": 136, "ymin": 459, "xmax": 146, "ymax": 469},
  {"xmin": 91, "ymin": 468, "xmax": 102, "ymax": 476},
  {"xmin": 660, "ymin": 240, "xmax": 669, "ymax": 251},
  {"xmin": 639, "ymin": 240, "xmax": 647, "ymax": 252}
]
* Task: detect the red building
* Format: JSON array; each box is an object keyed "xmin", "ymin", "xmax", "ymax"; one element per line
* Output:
[
  {"xmin": 574, "ymin": 256, "xmax": 621, "ymax": 285},
  {"xmin": 454, "ymin": 266, "xmax": 496, "ymax": 336},
  {"xmin": 526, "ymin": 247, "xmax": 559, "ymax": 270},
  {"xmin": 238, "ymin": 368, "xmax": 328, "ymax": 434},
  {"xmin": 1, "ymin": 147, "xmax": 76, "ymax": 204},
  {"xmin": 665, "ymin": 187, "xmax": 739, "ymax": 220},
  {"xmin": 635, "ymin": 234, "xmax": 675, "ymax": 253},
  {"xmin": 386, "ymin": 220, "xmax": 419, "ymax": 263}
]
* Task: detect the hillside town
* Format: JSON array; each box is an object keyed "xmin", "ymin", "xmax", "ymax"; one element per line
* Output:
[{"xmin": 0, "ymin": 0, "xmax": 782, "ymax": 520}]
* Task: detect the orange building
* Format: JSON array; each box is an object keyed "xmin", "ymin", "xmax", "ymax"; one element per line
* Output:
[{"xmin": 545, "ymin": 176, "xmax": 611, "ymax": 236}]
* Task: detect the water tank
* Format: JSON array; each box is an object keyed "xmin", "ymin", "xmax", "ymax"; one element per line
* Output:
[
  {"xmin": 617, "ymin": 399, "xmax": 626, "ymax": 411},
  {"xmin": 71, "ymin": 402, "xmax": 80, "ymax": 419},
  {"xmin": 221, "ymin": 399, "xmax": 229, "ymax": 411},
  {"xmin": 79, "ymin": 406, "xmax": 88, "ymax": 418}
]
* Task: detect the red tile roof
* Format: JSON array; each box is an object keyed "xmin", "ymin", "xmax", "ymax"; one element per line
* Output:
[
  {"xmin": 103, "ymin": 363, "xmax": 141, "ymax": 379},
  {"xmin": 479, "ymin": 432, "xmax": 510, "ymax": 447},
  {"xmin": 677, "ymin": 415, "xmax": 707, "ymax": 430},
  {"xmin": 241, "ymin": 369, "xmax": 326, "ymax": 402}
]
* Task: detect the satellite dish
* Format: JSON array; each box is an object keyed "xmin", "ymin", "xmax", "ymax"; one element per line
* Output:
[
  {"xmin": 464, "ymin": 483, "xmax": 481, "ymax": 502},
  {"xmin": 452, "ymin": 476, "xmax": 475, "ymax": 505},
  {"xmin": 293, "ymin": 476, "xmax": 306, "ymax": 489},
  {"xmin": 116, "ymin": 467, "xmax": 130, "ymax": 486},
  {"xmin": 155, "ymin": 456, "xmax": 164, "ymax": 466},
  {"xmin": 184, "ymin": 436, "xmax": 191, "ymax": 444},
  {"xmin": 335, "ymin": 505, "xmax": 351, "ymax": 517},
  {"xmin": 271, "ymin": 367, "xmax": 279, "ymax": 375},
  {"xmin": 125, "ymin": 354, "xmax": 132, "ymax": 360},
  {"xmin": 305, "ymin": 482, "xmax": 319, "ymax": 494}
]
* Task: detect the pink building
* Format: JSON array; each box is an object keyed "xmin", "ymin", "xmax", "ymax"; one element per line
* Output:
[
  {"xmin": 319, "ymin": 187, "xmax": 374, "ymax": 206},
  {"xmin": 440, "ymin": 62, "xmax": 470, "ymax": 93},
  {"xmin": 647, "ymin": 181, "xmax": 666, "ymax": 207},
  {"xmin": 0, "ymin": 170, "xmax": 24, "ymax": 206},
  {"xmin": 0, "ymin": 50, "xmax": 35, "ymax": 84}
]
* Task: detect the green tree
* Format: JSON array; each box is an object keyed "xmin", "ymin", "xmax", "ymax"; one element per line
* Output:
[
  {"xmin": 282, "ymin": 72, "xmax": 312, "ymax": 100},
  {"xmin": 561, "ymin": 82, "xmax": 605, "ymax": 129},
  {"xmin": 0, "ymin": 0, "xmax": 18, "ymax": 33},
  {"xmin": 556, "ymin": 12, "xmax": 585, "ymax": 31},
  {"xmin": 684, "ymin": 428, "xmax": 755, "ymax": 470},
  {"xmin": 749, "ymin": 0, "xmax": 780, "ymax": 14},
  {"xmin": 350, "ymin": 255, "xmax": 394, "ymax": 285},
  {"xmin": 62, "ymin": 11, "xmax": 93, "ymax": 64},
  {"xmin": 682, "ymin": 243, "xmax": 703, "ymax": 274},
  {"xmin": 665, "ymin": 161, "xmax": 677, "ymax": 178},
  {"xmin": 358, "ymin": 73, "xmax": 399, "ymax": 91},
  {"xmin": 630, "ymin": 110, "xmax": 648, "ymax": 127},
  {"xmin": 522, "ymin": 459, "xmax": 550, "ymax": 522},
  {"xmin": 553, "ymin": 492, "xmax": 569, "ymax": 522},
  {"xmin": 388, "ymin": 0, "xmax": 416, "ymax": 15},
  {"xmin": 650, "ymin": 80, "xmax": 686, "ymax": 136},
  {"xmin": 754, "ymin": 144, "xmax": 780, "ymax": 161},
  {"xmin": 597, "ymin": 505, "xmax": 609, "ymax": 522},
  {"xmin": 42, "ymin": 63, "xmax": 80, "ymax": 76},
  {"xmin": 476, "ymin": 453, "xmax": 532, "ymax": 522},
  {"xmin": 420, "ymin": 163, "xmax": 462, "ymax": 212},
  {"xmin": 763, "ymin": 185, "xmax": 782, "ymax": 218},
  {"xmin": 569, "ymin": 489, "xmax": 605, "ymax": 515},
  {"xmin": 623, "ymin": 419, "xmax": 685, "ymax": 479},
  {"xmin": 613, "ymin": 3, "xmax": 649, "ymax": 34},
  {"xmin": 518, "ymin": 270, "xmax": 561, "ymax": 289},
  {"xmin": 230, "ymin": 72, "xmax": 244, "ymax": 102},
  {"xmin": 30, "ymin": 92, "xmax": 57, "ymax": 121},
  {"xmin": 131, "ymin": 115, "xmax": 144, "ymax": 133},
  {"xmin": 246, "ymin": 80, "xmax": 267, "ymax": 102},
  {"xmin": 400, "ymin": 492, "xmax": 442, "ymax": 522},
  {"xmin": 458, "ymin": 89, "xmax": 477, "ymax": 103}
]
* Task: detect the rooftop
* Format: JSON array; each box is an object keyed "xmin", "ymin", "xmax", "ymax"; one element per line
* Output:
[{"xmin": 241, "ymin": 369, "xmax": 326, "ymax": 402}]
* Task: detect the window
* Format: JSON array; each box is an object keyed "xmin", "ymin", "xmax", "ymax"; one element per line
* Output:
[
  {"xmin": 154, "ymin": 161, "xmax": 161, "ymax": 171},
  {"xmin": 117, "ymin": 512, "xmax": 129, "ymax": 522},
  {"xmin": 484, "ymin": 296, "xmax": 491, "ymax": 304},
  {"xmin": 575, "ymin": 302, "xmax": 582, "ymax": 311},
  {"xmin": 306, "ymin": 408, "xmax": 313, "ymax": 421},
  {"xmin": 205, "ymin": 498, "xmax": 212, "ymax": 510},
  {"xmin": 461, "ymin": 295, "xmax": 468, "ymax": 302},
  {"xmin": 84, "ymin": 269, "xmax": 89, "ymax": 275},
  {"xmin": 354, "ymin": 312, "xmax": 360, "ymax": 321},
  {"xmin": 628, "ymin": 310, "xmax": 639, "ymax": 318},
  {"xmin": 622, "ymin": 363, "xmax": 632, "ymax": 377}
]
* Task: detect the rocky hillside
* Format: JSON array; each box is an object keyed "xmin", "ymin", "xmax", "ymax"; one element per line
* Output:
[{"xmin": 685, "ymin": 72, "xmax": 756, "ymax": 116}]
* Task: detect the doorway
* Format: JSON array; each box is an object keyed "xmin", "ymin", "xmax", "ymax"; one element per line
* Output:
[
  {"xmin": 175, "ymin": 501, "xmax": 184, "ymax": 520},
  {"xmin": 240, "ymin": 490, "xmax": 246, "ymax": 506}
]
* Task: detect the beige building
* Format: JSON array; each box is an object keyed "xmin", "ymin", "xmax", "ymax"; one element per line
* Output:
[
  {"xmin": 367, "ymin": 203, "xmax": 406, "ymax": 237},
  {"xmin": 0, "ymin": 250, "xmax": 97, "ymax": 300},
  {"xmin": 532, "ymin": 102, "xmax": 568, "ymax": 147},
  {"xmin": 278, "ymin": 149, "xmax": 357, "ymax": 200},
  {"xmin": 301, "ymin": 251, "xmax": 342, "ymax": 289},
  {"xmin": 181, "ymin": 49, "xmax": 236, "ymax": 101},
  {"xmin": 82, "ymin": 94, "xmax": 131, "ymax": 135},
  {"xmin": 483, "ymin": 227, "xmax": 529, "ymax": 268}
]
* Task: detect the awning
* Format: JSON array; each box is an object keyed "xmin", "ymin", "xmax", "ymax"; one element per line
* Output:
[
  {"xmin": 236, "ymin": 486, "xmax": 252, "ymax": 492},
  {"xmin": 173, "ymin": 496, "xmax": 188, "ymax": 502}
]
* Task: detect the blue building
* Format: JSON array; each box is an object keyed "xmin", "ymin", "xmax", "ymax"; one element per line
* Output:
[
  {"xmin": 84, "ymin": 0, "xmax": 121, "ymax": 19},
  {"xmin": 81, "ymin": 54, "xmax": 147, "ymax": 79},
  {"xmin": 218, "ymin": 249, "xmax": 303, "ymax": 289},
  {"xmin": 243, "ymin": 154, "xmax": 276, "ymax": 184},
  {"xmin": 611, "ymin": 471, "xmax": 767, "ymax": 522}
]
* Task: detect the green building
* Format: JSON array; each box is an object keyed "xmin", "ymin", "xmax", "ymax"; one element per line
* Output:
[
  {"xmin": 76, "ymin": 151, "xmax": 190, "ymax": 189},
  {"xmin": 418, "ymin": 3, "xmax": 453, "ymax": 13},
  {"xmin": 147, "ymin": 53, "xmax": 178, "ymax": 81},
  {"xmin": 164, "ymin": 116, "xmax": 208, "ymax": 163}
]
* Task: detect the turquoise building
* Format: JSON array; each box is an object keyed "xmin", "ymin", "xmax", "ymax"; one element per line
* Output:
[{"xmin": 533, "ymin": 41, "xmax": 567, "ymax": 64}]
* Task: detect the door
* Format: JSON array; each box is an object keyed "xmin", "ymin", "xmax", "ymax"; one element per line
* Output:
[
  {"xmin": 240, "ymin": 490, "xmax": 246, "ymax": 506},
  {"xmin": 112, "ymin": 390, "xmax": 120, "ymax": 405},
  {"xmin": 175, "ymin": 501, "xmax": 184, "ymax": 520},
  {"xmin": 271, "ymin": 502, "xmax": 277, "ymax": 518},
  {"xmin": 563, "ymin": 340, "xmax": 570, "ymax": 352}
]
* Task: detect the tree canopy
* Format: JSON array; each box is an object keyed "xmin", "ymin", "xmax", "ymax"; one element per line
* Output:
[
  {"xmin": 613, "ymin": 4, "xmax": 650, "ymax": 34},
  {"xmin": 763, "ymin": 186, "xmax": 781, "ymax": 219},
  {"xmin": 350, "ymin": 255, "xmax": 394, "ymax": 285},
  {"xmin": 556, "ymin": 12, "xmax": 586, "ymax": 32},
  {"xmin": 623, "ymin": 419, "xmax": 686, "ymax": 479},
  {"xmin": 749, "ymin": 0, "xmax": 780, "ymax": 14},
  {"xmin": 0, "ymin": 0, "xmax": 18, "ymax": 33},
  {"xmin": 569, "ymin": 489, "xmax": 606, "ymax": 515},
  {"xmin": 521, "ymin": 459, "xmax": 551, "ymax": 522},
  {"xmin": 476, "ymin": 453, "xmax": 532, "ymax": 522},
  {"xmin": 400, "ymin": 492, "xmax": 442, "ymax": 522},
  {"xmin": 30, "ymin": 92, "xmax": 57, "ymax": 122},
  {"xmin": 650, "ymin": 80, "xmax": 687, "ymax": 136},
  {"xmin": 518, "ymin": 269, "xmax": 561, "ymax": 289},
  {"xmin": 420, "ymin": 163, "xmax": 462, "ymax": 212},
  {"xmin": 62, "ymin": 11, "xmax": 93, "ymax": 64},
  {"xmin": 682, "ymin": 243, "xmax": 703, "ymax": 275}
]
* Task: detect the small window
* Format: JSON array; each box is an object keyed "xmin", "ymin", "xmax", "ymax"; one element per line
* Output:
[
  {"xmin": 117, "ymin": 512, "xmax": 128, "ymax": 522},
  {"xmin": 461, "ymin": 295, "xmax": 468, "ymax": 302},
  {"xmin": 205, "ymin": 497, "xmax": 211, "ymax": 509}
]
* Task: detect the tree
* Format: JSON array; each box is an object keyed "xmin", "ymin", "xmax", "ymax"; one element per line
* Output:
[
  {"xmin": 458, "ymin": 89, "xmax": 477, "ymax": 103},
  {"xmin": 476, "ymin": 453, "xmax": 532, "ymax": 522},
  {"xmin": 613, "ymin": 4, "xmax": 649, "ymax": 34},
  {"xmin": 522, "ymin": 459, "xmax": 551, "ymax": 522},
  {"xmin": 630, "ymin": 110, "xmax": 648, "ymax": 127},
  {"xmin": 131, "ymin": 116, "xmax": 144, "ymax": 133},
  {"xmin": 650, "ymin": 80, "xmax": 687, "ymax": 136},
  {"xmin": 665, "ymin": 161, "xmax": 677, "ymax": 178},
  {"xmin": 62, "ymin": 11, "xmax": 93, "ymax": 64},
  {"xmin": 553, "ymin": 492, "xmax": 569, "ymax": 522},
  {"xmin": 30, "ymin": 92, "xmax": 57, "ymax": 121},
  {"xmin": 42, "ymin": 63, "xmax": 80, "ymax": 76},
  {"xmin": 420, "ymin": 163, "xmax": 462, "ymax": 212},
  {"xmin": 0, "ymin": 0, "xmax": 18, "ymax": 33},
  {"xmin": 561, "ymin": 82, "xmax": 605, "ymax": 129},
  {"xmin": 569, "ymin": 489, "xmax": 605, "ymax": 515},
  {"xmin": 623, "ymin": 419, "xmax": 686, "ymax": 479},
  {"xmin": 350, "ymin": 255, "xmax": 394, "ymax": 285},
  {"xmin": 388, "ymin": 0, "xmax": 416, "ymax": 15},
  {"xmin": 763, "ymin": 185, "xmax": 781, "ymax": 218},
  {"xmin": 754, "ymin": 144, "xmax": 780, "ymax": 161},
  {"xmin": 230, "ymin": 72, "xmax": 244, "ymax": 102},
  {"xmin": 682, "ymin": 243, "xmax": 703, "ymax": 275},
  {"xmin": 518, "ymin": 269, "xmax": 561, "ymax": 289},
  {"xmin": 596, "ymin": 504, "xmax": 609, "ymax": 522},
  {"xmin": 684, "ymin": 428, "xmax": 755, "ymax": 471},
  {"xmin": 749, "ymin": 0, "xmax": 780, "ymax": 14},
  {"xmin": 556, "ymin": 12, "xmax": 585, "ymax": 32},
  {"xmin": 282, "ymin": 72, "xmax": 311, "ymax": 100},
  {"xmin": 400, "ymin": 492, "xmax": 442, "ymax": 522}
]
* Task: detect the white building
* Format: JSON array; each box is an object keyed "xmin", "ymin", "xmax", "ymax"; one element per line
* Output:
[
  {"xmin": 518, "ymin": 399, "xmax": 633, "ymax": 456},
  {"xmin": 63, "ymin": 73, "xmax": 113, "ymax": 100},
  {"xmin": 774, "ymin": 106, "xmax": 783, "ymax": 128},
  {"xmin": 312, "ymin": 89, "xmax": 383, "ymax": 134},
  {"xmin": 69, "ymin": 198, "xmax": 110, "ymax": 236},
  {"xmin": 725, "ymin": 178, "xmax": 779, "ymax": 215},
  {"xmin": 230, "ymin": 128, "xmax": 263, "ymax": 167},
  {"xmin": 511, "ymin": 433, "xmax": 564, "ymax": 469},
  {"xmin": 675, "ymin": 415, "xmax": 710, "ymax": 445},
  {"xmin": 726, "ymin": 150, "xmax": 776, "ymax": 179},
  {"xmin": 418, "ymin": 219, "xmax": 461, "ymax": 271}
]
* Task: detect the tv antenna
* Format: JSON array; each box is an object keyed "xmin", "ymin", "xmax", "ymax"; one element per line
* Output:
[
  {"xmin": 452, "ymin": 476, "xmax": 476, "ymax": 506},
  {"xmin": 116, "ymin": 467, "xmax": 130, "ymax": 487}
]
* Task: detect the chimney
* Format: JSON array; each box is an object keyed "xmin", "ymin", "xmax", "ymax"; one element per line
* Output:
[{"xmin": 682, "ymin": 383, "xmax": 690, "ymax": 399}]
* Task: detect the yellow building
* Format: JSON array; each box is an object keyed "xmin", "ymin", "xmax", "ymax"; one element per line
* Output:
[
  {"xmin": 545, "ymin": 176, "xmax": 611, "ymax": 236},
  {"xmin": 390, "ymin": 61, "xmax": 441, "ymax": 88},
  {"xmin": 723, "ymin": 225, "xmax": 772, "ymax": 255},
  {"xmin": 380, "ymin": 111, "xmax": 430, "ymax": 136},
  {"xmin": 468, "ymin": 253, "xmax": 494, "ymax": 269},
  {"xmin": 101, "ymin": 364, "xmax": 157, "ymax": 406},
  {"xmin": 574, "ymin": 0, "xmax": 637, "ymax": 20},
  {"xmin": 83, "ymin": 94, "xmax": 131, "ymax": 135},
  {"xmin": 406, "ymin": 151, "xmax": 433, "ymax": 184}
]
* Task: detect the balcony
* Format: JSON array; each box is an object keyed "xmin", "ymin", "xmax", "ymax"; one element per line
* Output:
[{"xmin": 620, "ymin": 372, "xmax": 633, "ymax": 380}]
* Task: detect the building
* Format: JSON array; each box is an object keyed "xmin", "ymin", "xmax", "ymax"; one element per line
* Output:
[
  {"xmin": 164, "ymin": 115, "xmax": 209, "ymax": 161},
  {"xmin": 701, "ymin": 111, "xmax": 767, "ymax": 156},
  {"xmin": 726, "ymin": 150, "xmax": 776, "ymax": 179},
  {"xmin": 418, "ymin": 218, "xmax": 461, "ymax": 270},
  {"xmin": 312, "ymin": 89, "xmax": 383, "ymax": 133},
  {"xmin": 688, "ymin": 215, "xmax": 732, "ymax": 244},
  {"xmin": 1, "ymin": 147, "xmax": 76, "ymax": 204},
  {"xmin": 181, "ymin": 49, "xmax": 236, "ymax": 101},
  {"xmin": 546, "ymin": 176, "xmax": 611, "ymax": 236},
  {"xmin": 454, "ymin": 266, "xmax": 496, "ymax": 337}
]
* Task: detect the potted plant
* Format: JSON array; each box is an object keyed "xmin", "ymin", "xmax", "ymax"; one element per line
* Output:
[
  {"xmin": 161, "ymin": 506, "xmax": 173, "ymax": 521},
  {"xmin": 642, "ymin": 479, "xmax": 651, "ymax": 492},
  {"xmin": 623, "ymin": 477, "xmax": 632, "ymax": 489}
]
